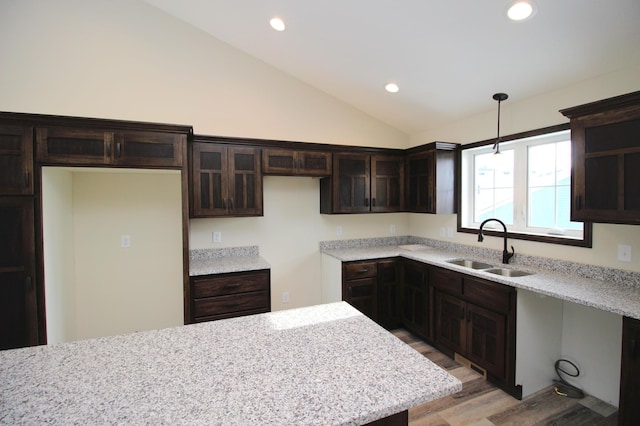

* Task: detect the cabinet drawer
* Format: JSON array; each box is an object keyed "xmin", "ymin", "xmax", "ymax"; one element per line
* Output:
[
  {"xmin": 343, "ymin": 261, "xmax": 377, "ymax": 280},
  {"xmin": 430, "ymin": 267, "xmax": 462, "ymax": 295},
  {"xmin": 463, "ymin": 277, "xmax": 512, "ymax": 314},
  {"xmin": 191, "ymin": 270, "xmax": 269, "ymax": 298},
  {"xmin": 194, "ymin": 291, "xmax": 269, "ymax": 318}
]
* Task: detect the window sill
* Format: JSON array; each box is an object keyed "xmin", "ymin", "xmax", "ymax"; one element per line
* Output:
[{"xmin": 456, "ymin": 223, "xmax": 593, "ymax": 248}]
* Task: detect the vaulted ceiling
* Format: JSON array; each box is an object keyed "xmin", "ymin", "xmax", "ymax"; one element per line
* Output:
[{"xmin": 144, "ymin": 0, "xmax": 640, "ymax": 134}]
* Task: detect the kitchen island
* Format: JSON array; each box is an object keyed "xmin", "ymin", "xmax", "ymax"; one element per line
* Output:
[{"xmin": 0, "ymin": 302, "xmax": 461, "ymax": 425}]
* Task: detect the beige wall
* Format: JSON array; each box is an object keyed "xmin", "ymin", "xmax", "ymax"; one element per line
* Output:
[
  {"xmin": 409, "ymin": 64, "xmax": 640, "ymax": 273},
  {"xmin": 190, "ymin": 176, "xmax": 409, "ymax": 311},
  {"xmin": 0, "ymin": 0, "xmax": 407, "ymax": 148},
  {"xmin": 2, "ymin": 0, "xmax": 639, "ymax": 328},
  {"xmin": 42, "ymin": 169, "xmax": 184, "ymax": 342},
  {"xmin": 42, "ymin": 168, "xmax": 76, "ymax": 344}
]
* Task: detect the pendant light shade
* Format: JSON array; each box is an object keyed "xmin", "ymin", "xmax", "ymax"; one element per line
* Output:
[{"xmin": 492, "ymin": 93, "xmax": 508, "ymax": 155}]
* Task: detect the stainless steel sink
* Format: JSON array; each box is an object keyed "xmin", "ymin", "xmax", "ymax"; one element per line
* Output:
[
  {"xmin": 446, "ymin": 259, "xmax": 494, "ymax": 270},
  {"xmin": 485, "ymin": 268, "xmax": 533, "ymax": 277}
]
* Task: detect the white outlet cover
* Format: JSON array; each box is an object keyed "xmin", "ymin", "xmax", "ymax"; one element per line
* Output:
[{"xmin": 618, "ymin": 244, "xmax": 632, "ymax": 262}]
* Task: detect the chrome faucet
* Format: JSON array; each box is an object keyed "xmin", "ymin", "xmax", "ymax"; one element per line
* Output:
[{"xmin": 478, "ymin": 218, "xmax": 515, "ymax": 264}]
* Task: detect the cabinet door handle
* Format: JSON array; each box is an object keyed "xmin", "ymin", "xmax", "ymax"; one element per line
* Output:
[
  {"xmin": 298, "ymin": 159, "xmax": 303, "ymax": 169},
  {"xmin": 372, "ymin": 198, "xmax": 376, "ymax": 207},
  {"xmin": 357, "ymin": 268, "xmax": 369, "ymax": 274},
  {"xmin": 115, "ymin": 142, "xmax": 122, "ymax": 158},
  {"xmin": 26, "ymin": 276, "xmax": 32, "ymax": 291},
  {"xmin": 222, "ymin": 199, "xmax": 227, "ymax": 210},
  {"xmin": 24, "ymin": 171, "xmax": 30, "ymax": 188},
  {"xmin": 229, "ymin": 198, "xmax": 234, "ymax": 210},
  {"xmin": 365, "ymin": 198, "xmax": 370, "ymax": 207}
]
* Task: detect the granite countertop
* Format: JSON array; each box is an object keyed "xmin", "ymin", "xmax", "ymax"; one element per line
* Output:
[
  {"xmin": 189, "ymin": 246, "xmax": 271, "ymax": 276},
  {"xmin": 0, "ymin": 302, "xmax": 461, "ymax": 425},
  {"xmin": 321, "ymin": 241, "xmax": 640, "ymax": 320}
]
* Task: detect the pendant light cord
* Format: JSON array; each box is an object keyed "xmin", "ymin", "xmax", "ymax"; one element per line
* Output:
[{"xmin": 492, "ymin": 93, "xmax": 508, "ymax": 154}]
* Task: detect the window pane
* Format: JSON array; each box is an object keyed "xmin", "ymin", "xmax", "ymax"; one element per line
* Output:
[
  {"xmin": 528, "ymin": 140, "xmax": 581, "ymax": 232},
  {"xmin": 474, "ymin": 151, "xmax": 513, "ymax": 224}
]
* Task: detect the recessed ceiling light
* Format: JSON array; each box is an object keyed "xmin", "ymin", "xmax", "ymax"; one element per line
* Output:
[
  {"xmin": 385, "ymin": 83, "xmax": 399, "ymax": 93},
  {"xmin": 270, "ymin": 17, "xmax": 286, "ymax": 31},
  {"xmin": 507, "ymin": 1, "xmax": 535, "ymax": 21}
]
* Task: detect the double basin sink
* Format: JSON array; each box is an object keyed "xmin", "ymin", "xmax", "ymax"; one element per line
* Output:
[{"xmin": 446, "ymin": 258, "xmax": 533, "ymax": 278}]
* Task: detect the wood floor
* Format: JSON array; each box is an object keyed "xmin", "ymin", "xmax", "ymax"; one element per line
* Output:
[{"xmin": 391, "ymin": 329, "xmax": 619, "ymax": 426}]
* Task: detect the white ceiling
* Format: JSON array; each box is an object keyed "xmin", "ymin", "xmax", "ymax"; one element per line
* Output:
[{"xmin": 144, "ymin": 0, "xmax": 640, "ymax": 135}]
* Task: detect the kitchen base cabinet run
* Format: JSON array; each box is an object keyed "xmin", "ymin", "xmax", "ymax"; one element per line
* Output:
[
  {"xmin": 431, "ymin": 267, "xmax": 519, "ymax": 398},
  {"xmin": 189, "ymin": 269, "xmax": 270, "ymax": 323},
  {"xmin": 342, "ymin": 258, "xmax": 402, "ymax": 330}
]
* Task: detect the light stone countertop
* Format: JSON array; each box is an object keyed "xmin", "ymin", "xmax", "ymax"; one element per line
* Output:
[
  {"xmin": 321, "ymin": 243, "xmax": 640, "ymax": 321},
  {"xmin": 189, "ymin": 246, "xmax": 270, "ymax": 276},
  {"xmin": 0, "ymin": 302, "xmax": 461, "ymax": 425}
]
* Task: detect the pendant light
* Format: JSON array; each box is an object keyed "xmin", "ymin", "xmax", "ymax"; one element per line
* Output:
[{"xmin": 492, "ymin": 93, "xmax": 508, "ymax": 155}]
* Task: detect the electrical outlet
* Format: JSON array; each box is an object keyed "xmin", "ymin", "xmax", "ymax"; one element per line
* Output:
[
  {"xmin": 618, "ymin": 244, "xmax": 632, "ymax": 262},
  {"xmin": 282, "ymin": 292, "xmax": 290, "ymax": 303},
  {"xmin": 447, "ymin": 228, "xmax": 454, "ymax": 238},
  {"xmin": 121, "ymin": 235, "xmax": 131, "ymax": 248},
  {"xmin": 212, "ymin": 231, "xmax": 222, "ymax": 243},
  {"xmin": 390, "ymin": 224, "xmax": 396, "ymax": 234}
]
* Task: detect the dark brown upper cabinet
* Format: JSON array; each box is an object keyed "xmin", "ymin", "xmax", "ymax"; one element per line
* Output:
[
  {"xmin": 262, "ymin": 148, "xmax": 331, "ymax": 176},
  {"xmin": 36, "ymin": 127, "xmax": 185, "ymax": 168},
  {"xmin": 561, "ymin": 91, "xmax": 640, "ymax": 225},
  {"xmin": 405, "ymin": 142, "xmax": 458, "ymax": 214},
  {"xmin": 0, "ymin": 124, "xmax": 33, "ymax": 195},
  {"xmin": 320, "ymin": 152, "xmax": 404, "ymax": 213},
  {"xmin": 190, "ymin": 142, "xmax": 262, "ymax": 218}
]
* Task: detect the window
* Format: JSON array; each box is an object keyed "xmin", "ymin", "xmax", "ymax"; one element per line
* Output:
[{"xmin": 459, "ymin": 125, "xmax": 592, "ymax": 247}]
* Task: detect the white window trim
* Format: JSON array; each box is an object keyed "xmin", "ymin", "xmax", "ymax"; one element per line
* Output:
[{"xmin": 460, "ymin": 128, "xmax": 585, "ymax": 242}]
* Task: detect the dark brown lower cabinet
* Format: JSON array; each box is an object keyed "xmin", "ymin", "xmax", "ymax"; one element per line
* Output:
[
  {"xmin": 342, "ymin": 258, "xmax": 401, "ymax": 328},
  {"xmin": 434, "ymin": 291, "xmax": 466, "ymax": 355},
  {"xmin": 342, "ymin": 260, "xmax": 378, "ymax": 322},
  {"xmin": 0, "ymin": 197, "xmax": 38, "ymax": 350},
  {"xmin": 189, "ymin": 269, "xmax": 270, "ymax": 323},
  {"xmin": 432, "ymin": 268, "xmax": 517, "ymax": 396},
  {"xmin": 619, "ymin": 316, "xmax": 640, "ymax": 425},
  {"xmin": 400, "ymin": 259, "xmax": 429, "ymax": 340},
  {"xmin": 377, "ymin": 259, "xmax": 401, "ymax": 330}
]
